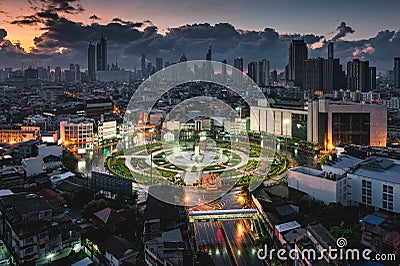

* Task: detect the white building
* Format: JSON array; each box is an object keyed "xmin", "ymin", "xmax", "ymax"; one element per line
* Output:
[
  {"xmin": 288, "ymin": 166, "xmax": 348, "ymax": 205},
  {"xmin": 60, "ymin": 119, "xmax": 94, "ymax": 153},
  {"xmin": 97, "ymin": 120, "xmax": 117, "ymax": 143},
  {"xmin": 348, "ymin": 157, "xmax": 400, "ymax": 213},
  {"xmin": 289, "ymin": 155, "xmax": 400, "ymax": 213}
]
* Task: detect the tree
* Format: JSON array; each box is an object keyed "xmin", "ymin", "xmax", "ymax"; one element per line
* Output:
[
  {"xmin": 81, "ymin": 199, "xmax": 110, "ymax": 218},
  {"xmin": 330, "ymin": 226, "xmax": 352, "ymax": 239},
  {"xmin": 60, "ymin": 192, "xmax": 72, "ymax": 205},
  {"xmin": 62, "ymin": 150, "xmax": 78, "ymax": 172}
]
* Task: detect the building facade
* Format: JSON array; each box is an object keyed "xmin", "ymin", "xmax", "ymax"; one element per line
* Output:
[
  {"xmin": 288, "ymin": 40, "xmax": 308, "ymax": 88},
  {"xmin": 307, "ymin": 99, "xmax": 387, "ymax": 148},
  {"xmin": 60, "ymin": 119, "xmax": 94, "ymax": 152}
]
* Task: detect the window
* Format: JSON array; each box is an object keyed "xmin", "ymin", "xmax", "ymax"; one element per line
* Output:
[
  {"xmin": 383, "ymin": 184, "xmax": 394, "ymax": 211},
  {"xmin": 362, "ymin": 180, "xmax": 372, "ymax": 206}
]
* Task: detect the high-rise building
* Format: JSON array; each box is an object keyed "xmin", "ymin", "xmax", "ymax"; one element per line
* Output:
[
  {"xmin": 347, "ymin": 59, "xmax": 371, "ymax": 92},
  {"xmin": 288, "ymin": 39, "xmax": 308, "ymax": 87},
  {"xmin": 55, "ymin": 67, "xmax": 61, "ymax": 82},
  {"xmin": 205, "ymin": 46, "xmax": 213, "ymax": 80},
  {"xmin": 304, "ymin": 58, "xmax": 325, "ymax": 92},
  {"xmin": 304, "ymin": 56, "xmax": 344, "ymax": 94},
  {"xmin": 96, "ymin": 35, "xmax": 107, "ymax": 71},
  {"xmin": 156, "ymin": 57, "xmax": 163, "ymax": 72},
  {"xmin": 394, "ymin": 57, "xmax": 400, "ymax": 89},
  {"xmin": 328, "ymin": 42, "xmax": 334, "ymax": 60},
  {"xmin": 141, "ymin": 54, "xmax": 146, "ymax": 78},
  {"xmin": 74, "ymin": 64, "xmax": 81, "ymax": 82},
  {"xmin": 247, "ymin": 62, "xmax": 258, "ymax": 83},
  {"xmin": 222, "ymin": 60, "xmax": 227, "ymax": 83},
  {"xmin": 88, "ymin": 42, "xmax": 96, "ymax": 81},
  {"xmin": 206, "ymin": 46, "xmax": 212, "ymax": 61},
  {"xmin": 271, "ymin": 69, "xmax": 278, "ymax": 83},
  {"xmin": 233, "ymin": 57, "xmax": 244, "ymax": 86},
  {"xmin": 233, "ymin": 57, "xmax": 243, "ymax": 72},
  {"xmin": 369, "ymin": 67, "xmax": 376, "ymax": 91},
  {"xmin": 258, "ymin": 59, "xmax": 270, "ymax": 86}
]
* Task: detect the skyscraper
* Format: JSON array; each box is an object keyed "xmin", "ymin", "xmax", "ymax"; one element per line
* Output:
[
  {"xmin": 74, "ymin": 64, "xmax": 81, "ymax": 82},
  {"xmin": 88, "ymin": 42, "xmax": 95, "ymax": 81},
  {"xmin": 96, "ymin": 35, "xmax": 107, "ymax": 71},
  {"xmin": 247, "ymin": 62, "xmax": 258, "ymax": 83},
  {"xmin": 304, "ymin": 42, "xmax": 344, "ymax": 94},
  {"xmin": 205, "ymin": 46, "xmax": 213, "ymax": 80},
  {"xmin": 347, "ymin": 59, "xmax": 371, "ymax": 92},
  {"xmin": 258, "ymin": 59, "xmax": 270, "ymax": 86},
  {"xmin": 304, "ymin": 58, "xmax": 324, "ymax": 92},
  {"xmin": 141, "ymin": 54, "xmax": 146, "ymax": 78},
  {"xmin": 55, "ymin": 67, "xmax": 61, "ymax": 82},
  {"xmin": 369, "ymin": 66, "xmax": 376, "ymax": 91},
  {"xmin": 271, "ymin": 69, "xmax": 278, "ymax": 83},
  {"xmin": 233, "ymin": 57, "xmax": 244, "ymax": 85},
  {"xmin": 156, "ymin": 57, "xmax": 163, "ymax": 72},
  {"xmin": 288, "ymin": 39, "xmax": 308, "ymax": 87},
  {"xmin": 328, "ymin": 42, "xmax": 334, "ymax": 60},
  {"xmin": 222, "ymin": 60, "xmax": 227, "ymax": 83},
  {"xmin": 233, "ymin": 57, "xmax": 243, "ymax": 72},
  {"xmin": 206, "ymin": 46, "xmax": 212, "ymax": 61},
  {"xmin": 394, "ymin": 57, "xmax": 400, "ymax": 89}
]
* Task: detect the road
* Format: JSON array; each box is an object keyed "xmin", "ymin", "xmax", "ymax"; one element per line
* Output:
[
  {"xmin": 190, "ymin": 189, "xmax": 265, "ymax": 266},
  {"xmin": 221, "ymin": 220, "xmax": 264, "ymax": 266},
  {"xmin": 194, "ymin": 222, "xmax": 232, "ymax": 265}
]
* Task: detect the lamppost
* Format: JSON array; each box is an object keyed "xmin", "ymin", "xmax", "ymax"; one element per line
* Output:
[
  {"xmin": 149, "ymin": 128, "xmax": 154, "ymax": 186},
  {"xmin": 283, "ymin": 119, "xmax": 290, "ymax": 155}
]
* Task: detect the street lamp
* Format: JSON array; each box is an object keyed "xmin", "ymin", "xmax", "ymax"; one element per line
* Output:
[
  {"xmin": 283, "ymin": 119, "xmax": 290, "ymax": 154},
  {"xmin": 149, "ymin": 128, "xmax": 154, "ymax": 186}
]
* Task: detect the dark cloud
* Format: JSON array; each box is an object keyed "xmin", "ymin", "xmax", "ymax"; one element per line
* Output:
[
  {"xmin": 37, "ymin": 10, "xmax": 59, "ymax": 20},
  {"xmin": 10, "ymin": 15, "xmax": 42, "ymax": 25},
  {"xmin": 332, "ymin": 22, "xmax": 355, "ymax": 41},
  {"xmin": 0, "ymin": 28, "xmax": 6, "ymax": 41},
  {"xmin": 0, "ymin": 17, "xmax": 399, "ymax": 72},
  {"xmin": 29, "ymin": 0, "xmax": 85, "ymax": 14},
  {"xmin": 89, "ymin": 14, "xmax": 101, "ymax": 20},
  {"xmin": 111, "ymin": 18, "xmax": 143, "ymax": 28}
]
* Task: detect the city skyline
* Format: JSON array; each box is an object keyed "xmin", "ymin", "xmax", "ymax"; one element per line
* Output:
[{"xmin": 0, "ymin": 0, "xmax": 399, "ymax": 71}]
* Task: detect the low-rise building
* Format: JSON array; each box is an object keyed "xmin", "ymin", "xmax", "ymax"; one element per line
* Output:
[
  {"xmin": 288, "ymin": 166, "xmax": 348, "ymax": 205},
  {"xmin": 22, "ymin": 157, "xmax": 44, "ymax": 177},
  {"xmin": 144, "ymin": 228, "xmax": 185, "ymax": 266},
  {"xmin": 0, "ymin": 193, "xmax": 81, "ymax": 265},
  {"xmin": 289, "ymin": 154, "xmax": 400, "ymax": 214},
  {"xmin": 60, "ymin": 118, "xmax": 94, "ymax": 153}
]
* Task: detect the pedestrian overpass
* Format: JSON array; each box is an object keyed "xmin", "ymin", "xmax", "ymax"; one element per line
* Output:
[{"xmin": 188, "ymin": 209, "xmax": 258, "ymax": 223}]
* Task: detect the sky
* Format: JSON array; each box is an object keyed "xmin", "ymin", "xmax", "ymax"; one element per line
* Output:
[{"xmin": 0, "ymin": 0, "xmax": 399, "ymax": 71}]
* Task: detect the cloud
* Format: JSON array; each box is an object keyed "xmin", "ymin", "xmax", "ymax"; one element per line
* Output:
[
  {"xmin": 0, "ymin": 28, "xmax": 6, "ymax": 41},
  {"xmin": 332, "ymin": 22, "xmax": 355, "ymax": 41},
  {"xmin": 0, "ymin": 17, "xmax": 399, "ymax": 72},
  {"xmin": 28, "ymin": 0, "xmax": 85, "ymax": 14},
  {"xmin": 37, "ymin": 10, "xmax": 59, "ymax": 20},
  {"xmin": 111, "ymin": 18, "xmax": 144, "ymax": 28},
  {"xmin": 10, "ymin": 15, "xmax": 42, "ymax": 25},
  {"xmin": 89, "ymin": 14, "xmax": 101, "ymax": 20}
]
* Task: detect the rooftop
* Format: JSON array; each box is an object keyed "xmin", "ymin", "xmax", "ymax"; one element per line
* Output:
[
  {"xmin": 323, "ymin": 154, "xmax": 363, "ymax": 171},
  {"xmin": 352, "ymin": 157, "xmax": 400, "ymax": 184},
  {"xmin": 276, "ymin": 221, "xmax": 301, "ymax": 233},
  {"xmin": 290, "ymin": 166, "xmax": 345, "ymax": 181}
]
